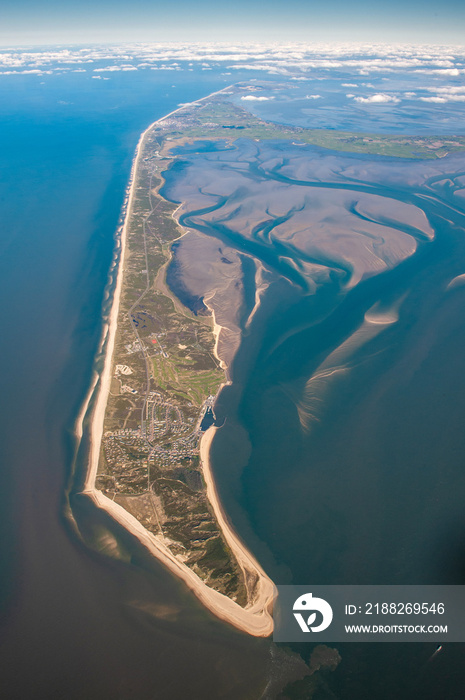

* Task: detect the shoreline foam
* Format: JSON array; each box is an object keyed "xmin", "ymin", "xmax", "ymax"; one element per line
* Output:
[{"xmin": 76, "ymin": 95, "xmax": 275, "ymax": 637}]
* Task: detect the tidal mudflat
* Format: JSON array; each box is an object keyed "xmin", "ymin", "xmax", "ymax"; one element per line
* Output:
[{"xmin": 161, "ymin": 120, "xmax": 465, "ymax": 594}]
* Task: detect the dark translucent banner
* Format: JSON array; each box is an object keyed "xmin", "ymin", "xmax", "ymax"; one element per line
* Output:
[{"xmin": 274, "ymin": 586, "xmax": 465, "ymax": 642}]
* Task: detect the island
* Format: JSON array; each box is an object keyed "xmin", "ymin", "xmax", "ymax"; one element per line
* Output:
[{"xmin": 79, "ymin": 82, "xmax": 465, "ymax": 636}]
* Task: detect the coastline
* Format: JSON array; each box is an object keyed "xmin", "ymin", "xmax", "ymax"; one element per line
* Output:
[{"xmin": 77, "ymin": 96, "xmax": 275, "ymax": 637}]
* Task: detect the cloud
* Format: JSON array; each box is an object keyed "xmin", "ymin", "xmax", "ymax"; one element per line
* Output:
[
  {"xmin": 419, "ymin": 96, "xmax": 447, "ymax": 103},
  {"xmin": 229, "ymin": 63, "xmax": 292, "ymax": 75},
  {"xmin": 420, "ymin": 95, "xmax": 465, "ymax": 103},
  {"xmin": 241, "ymin": 94, "xmax": 274, "ymax": 101},
  {"xmin": 305, "ymin": 94, "xmax": 322, "ymax": 99},
  {"xmin": 420, "ymin": 85, "xmax": 465, "ymax": 103},
  {"xmin": 415, "ymin": 67, "xmax": 464, "ymax": 76},
  {"xmin": 431, "ymin": 68, "xmax": 461, "ymax": 76},
  {"xmin": 94, "ymin": 65, "xmax": 137, "ymax": 72},
  {"xmin": 0, "ymin": 43, "xmax": 464, "ymax": 85},
  {"xmin": 428, "ymin": 86, "xmax": 465, "ymax": 94},
  {"xmin": 353, "ymin": 93, "xmax": 400, "ymax": 104},
  {"xmin": 0, "ymin": 68, "xmax": 52, "ymax": 75}
]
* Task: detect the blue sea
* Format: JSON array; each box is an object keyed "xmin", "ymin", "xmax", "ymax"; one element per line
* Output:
[{"xmin": 1, "ymin": 44, "xmax": 465, "ymax": 699}]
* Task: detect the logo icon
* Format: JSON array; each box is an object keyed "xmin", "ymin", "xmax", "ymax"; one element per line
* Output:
[{"xmin": 293, "ymin": 592, "xmax": 333, "ymax": 633}]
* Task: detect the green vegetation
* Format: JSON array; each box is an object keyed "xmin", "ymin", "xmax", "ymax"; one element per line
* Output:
[
  {"xmin": 156, "ymin": 94, "xmax": 465, "ymax": 160},
  {"xmin": 97, "ymin": 127, "xmax": 246, "ymax": 601},
  {"xmin": 152, "ymin": 352, "xmax": 222, "ymax": 406}
]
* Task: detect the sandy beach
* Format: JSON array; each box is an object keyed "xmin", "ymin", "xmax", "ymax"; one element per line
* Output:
[{"xmin": 78, "ymin": 97, "xmax": 275, "ymax": 637}]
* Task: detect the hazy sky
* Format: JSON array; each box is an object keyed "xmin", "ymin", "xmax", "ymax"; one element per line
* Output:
[{"xmin": 1, "ymin": 0, "xmax": 464, "ymax": 46}]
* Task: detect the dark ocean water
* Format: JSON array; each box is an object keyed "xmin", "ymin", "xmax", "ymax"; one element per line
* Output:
[{"xmin": 1, "ymin": 53, "xmax": 465, "ymax": 700}]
